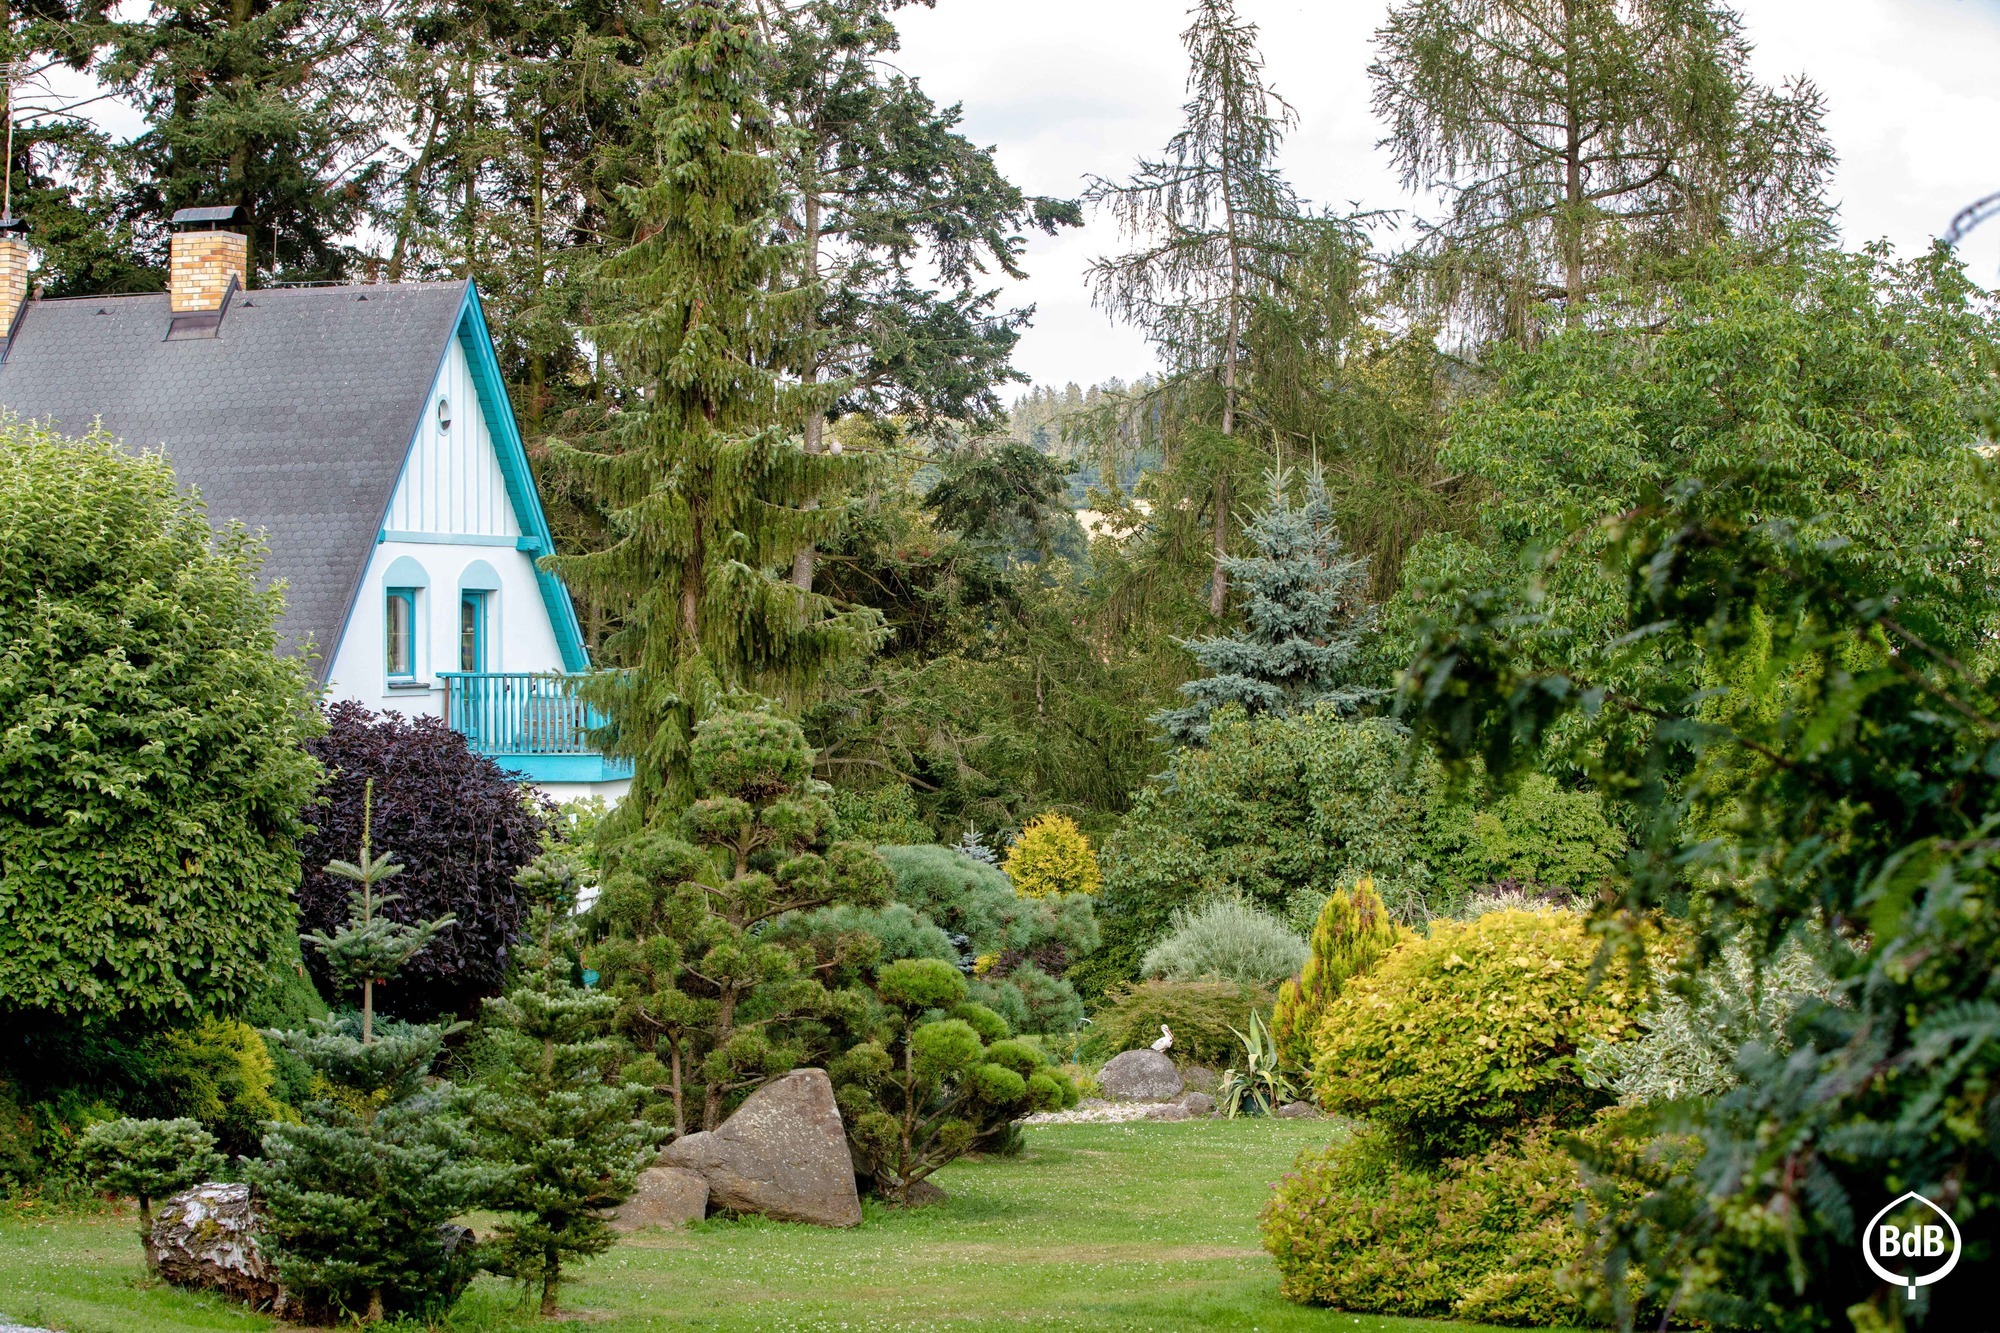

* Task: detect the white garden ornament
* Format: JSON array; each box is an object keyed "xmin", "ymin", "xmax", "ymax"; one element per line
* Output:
[{"xmin": 1151, "ymin": 1025, "xmax": 1174, "ymax": 1053}]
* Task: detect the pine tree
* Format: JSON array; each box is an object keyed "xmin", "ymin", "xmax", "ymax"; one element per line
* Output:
[
  {"xmin": 472, "ymin": 886, "xmax": 650, "ymax": 1319},
  {"xmin": 548, "ymin": 0, "xmax": 884, "ymax": 816},
  {"xmin": 1150, "ymin": 466, "xmax": 1380, "ymax": 745},
  {"xmin": 1269, "ymin": 875, "xmax": 1404, "ymax": 1070},
  {"xmin": 250, "ymin": 783, "xmax": 489, "ymax": 1323},
  {"xmin": 1085, "ymin": 0, "xmax": 1313, "ymax": 615},
  {"xmin": 97, "ymin": 0, "xmax": 391, "ymax": 282},
  {"xmin": 1371, "ymin": 0, "xmax": 1834, "ymax": 339},
  {"xmin": 592, "ymin": 710, "xmax": 889, "ymax": 1132}
]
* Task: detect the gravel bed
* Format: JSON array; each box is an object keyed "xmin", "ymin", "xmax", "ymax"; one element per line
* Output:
[{"xmin": 1020, "ymin": 1098, "xmax": 1185, "ymax": 1125}]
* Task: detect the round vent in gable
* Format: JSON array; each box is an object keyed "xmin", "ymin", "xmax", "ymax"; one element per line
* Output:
[{"xmin": 437, "ymin": 398, "xmax": 452, "ymax": 433}]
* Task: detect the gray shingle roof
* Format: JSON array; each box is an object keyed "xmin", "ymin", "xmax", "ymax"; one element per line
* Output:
[{"xmin": 0, "ymin": 281, "xmax": 470, "ymax": 681}]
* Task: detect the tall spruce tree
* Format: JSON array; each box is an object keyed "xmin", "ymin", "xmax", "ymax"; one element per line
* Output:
[
  {"xmin": 1150, "ymin": 465, "xmax": 1380, "ymax": 745},
  {"xmin": 1371, "ymin": 0, "xmax": 1834, "ymax": 338},
  {"xmin": 548, "ymin": 0, "xmax": 885, "ymax": 815},
  {"xmin": 1086, "ymin": 0, "xmax": 1312, "ymax": 615}
]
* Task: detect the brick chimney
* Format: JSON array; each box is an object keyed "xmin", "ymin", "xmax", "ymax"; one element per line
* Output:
[
  {"xmin": 0, "ymin": 216, "xmax": 29, "ymax": 333},
  {"xmin": 169, "ymin": 206, "xmax": 246, "ymax": 313}
]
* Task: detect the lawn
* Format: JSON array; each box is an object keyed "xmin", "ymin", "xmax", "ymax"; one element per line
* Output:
[{"xmin": 0, "ymin": 1118, "xmax": 1567, "ymax": 1333}]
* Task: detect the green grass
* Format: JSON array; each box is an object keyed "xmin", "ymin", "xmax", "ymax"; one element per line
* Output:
[{"xmin": 0, "ymin": 1118, "xmax": 1559, "ymax": 1332}]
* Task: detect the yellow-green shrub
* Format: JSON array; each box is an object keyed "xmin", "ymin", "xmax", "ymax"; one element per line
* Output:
[
  {"xmin": 1259, "ymin": 1122, "xmax": 1592, "ymax": 1326},
  {"xmin": 1004, "ymin": 813, "xmax": 1101, "ymax": 898},
  {"xmin": 1312, "ymin": 909, "xmax": 1641, "ymax": 1157}
]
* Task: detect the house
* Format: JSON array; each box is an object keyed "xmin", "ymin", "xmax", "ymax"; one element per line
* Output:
[{"xmin": 0, "ymin": 208, "xmax": 630, "ymax": 802}]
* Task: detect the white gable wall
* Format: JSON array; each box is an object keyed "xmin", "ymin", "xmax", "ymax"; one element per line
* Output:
[{"xmin": 322, "ymin": 335, "xmax": 566, "ymax": 723}]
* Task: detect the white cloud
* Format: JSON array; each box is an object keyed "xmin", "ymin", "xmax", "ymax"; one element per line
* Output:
[{"xmin": 892, "ymin": 0, "xmax": 2000, "ymax": 392}]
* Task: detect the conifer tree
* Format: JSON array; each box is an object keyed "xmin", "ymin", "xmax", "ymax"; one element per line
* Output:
[
  {"xmin": 79, "ymin": 1117, "xmax": 224, "ymax": 1274},
  {"xmin": 592, "ymin": 710, "xmax": 889, "ymax": 1132},
  {"xmin": 1371, "ymin": 0, "xmax": 1834, "ymax": 339},
  {"xmin": 1270, "ymin": 875, "xmax": 1403, "ymax": 1070},
  {"xmin": 472, "ymin": 875, "xmax": 650, "ymax": 1319},
  {"xmin": 1151, "ymin": 466, "xmax": 1381, "ymax": 745},
  {"xmin": 251, "ymin": 785, "xmax": 489, "ymax": 1323},
  {"xmin": 549, "ymin": 0, "xmax": 884, "ymax": 815},
  {"xmin": 1085, "ymin": 0, "xmax": 1313, "ymax": 615}
]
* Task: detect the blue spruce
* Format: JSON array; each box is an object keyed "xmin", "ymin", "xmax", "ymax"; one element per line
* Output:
[{"xmin": 1151, "ymin": 465, "xmax": 1380, "ymax": 745}]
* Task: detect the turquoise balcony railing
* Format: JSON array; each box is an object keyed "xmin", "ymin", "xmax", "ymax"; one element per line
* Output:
[{"xmin": 439, "ymin": 672, "xmax": 633, "ymax": 785}]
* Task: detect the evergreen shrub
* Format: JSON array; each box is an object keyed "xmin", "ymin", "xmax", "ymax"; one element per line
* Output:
[
  {"xmin": 1080, "ymin": 979, "xmax": 1271, "ymax": 1068},
  {"xmin": 1260, "ymin": 1122, "xmax": 1593, "ymax": 1325},
  {"xmin": 79, "ymin": 1117, "xmax": 224, "ymax": 1272},
  {"xmin": 298, "ymin": 702, "xmax": 550, "ymax": 1020},
  {"xmin": 0, "ymin": 419, "xmax": 323, "ymax": 1025},
  {"xmin": 1270, "ymin": 876, "xmax": 1404, "ymax": 1069},
  {"xmin": 1002, "ymin": 813, "xmax": 1102, "ymax": 898},
  {"xmin": 831, "ymin": 958, "xmax": 1077, "ymax": 1201},
  {"xmin": 1140, "ymin": 897, "xmax": 1307, "ymax": 987},
  {"xmin": 1313, "ymin": 909, "xmax": 1642, "ymax": 1157}
]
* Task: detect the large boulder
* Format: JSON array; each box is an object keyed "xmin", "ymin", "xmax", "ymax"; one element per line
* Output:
[
  {"xmin": 1097, "ymin": 1049, "xmax": 1184, "ymax": 1102},
  {"xmin": 660, "ymin": 1069, "xmax": 862, "ymax": 1228},
  {"xmin": 152, "ymin": 1183, "xmax": 284, "ymax": 1312},
  {"xmin": 610, "ymin": 1166, "xmax": 710, "ymax": 1233}
]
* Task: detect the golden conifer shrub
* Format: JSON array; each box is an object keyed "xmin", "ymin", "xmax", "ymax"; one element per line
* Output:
[
  {"xmin": 1002, "ymin": 813, "xmax": 1103, "ymax": 898},
  {"xmin": 1269, "ymin": 876, "xmax": 1405, "ymax": 1070}
]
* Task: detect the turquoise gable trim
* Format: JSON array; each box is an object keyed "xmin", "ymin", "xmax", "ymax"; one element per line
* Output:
[
  {"xmin": 451, "ymin": 284, "xmax": 590, "ymax": 672},
  {"xmin": 377, "ymin": 530, "xmax": 527, "ymax": 548}
]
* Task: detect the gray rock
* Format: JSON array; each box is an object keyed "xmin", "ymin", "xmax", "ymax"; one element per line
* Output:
[
  {"xmin": 898, "ymin": 1178, "xmax": 948, "ymax": 1208},
  {"xmin": 1180, "ymin": 1065, "xmax": 1221, "ymax": 1095},
  {"xmin": 1096, "ymin": 1049, "xmax": 1185, "ymax": 1102},
  {"xmin": 152, "ymin": 1182, "xmax": 284, "ymax": 1312},
  {"xmin": 1177, "ymin": 1091, "xmax": 1217, "ymax": 1117},
  {"xmin": 1145, "ymin": 1103, "xmax": 1192, "ymax": 1121},
  {"xmin": 660, "ymin": 1068, "xmax": 862, "ymax": 1228},
  {"xmin": 610, "ymin": 1166, "xmax": 709, "ymax": 1233},
  {"xmin": 1273, "ymin": 1100, "xmax": 1321, "ymax": 1119}
]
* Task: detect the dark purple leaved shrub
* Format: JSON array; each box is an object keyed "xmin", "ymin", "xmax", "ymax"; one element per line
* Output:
[{"xmin": 298, "ymin": 701, "xmax": 550, "ymax": 1020}]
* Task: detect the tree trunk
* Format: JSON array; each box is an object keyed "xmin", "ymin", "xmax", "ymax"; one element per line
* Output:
[
  {"xmin": 701, "ymin": 991, "xmax": 740, "ymax": 1129},
  {"xmin": 540, "ymin": 1243, "xmax": 559, "ymax": 1316},
  {"xmin": 362, "ymin": 977, "xmax": 374, "ymax": 1045},
  {"xmin": 528, "ymin": 112, "xmax": 548, "ymax": 431},
  {"xmin": 1562, "ymin": 0, "xmax": 1584, "ymax": 324},
  {"xmin": 670, "ymin": 1038, "xmax": 686, "ymax": 1139},
  {"xmin": 139, "ymin": 1196, "xmax": 158, "ymax": 1274},
  {"xmin": 386, "ymin": 104, "xmax": 441, "ymax": 283},
  {"xmin": 792, "ymin": 181, "xmax": 824, "ymax": 590},
  {"xmin": 1213, "ymin": 189, "xmax": 1243, "ymax": 617}
]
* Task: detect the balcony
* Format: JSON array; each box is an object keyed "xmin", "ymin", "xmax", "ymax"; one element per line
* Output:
[{"xmin": 439, "ymin": 671, "xmax": 634, "ymax": 788}]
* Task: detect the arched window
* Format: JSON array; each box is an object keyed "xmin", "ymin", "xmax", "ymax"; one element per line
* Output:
[
  {"xmin": 458, "ymin": 559, "xmax": 501, "ymax": 673},
  {"xmin": 383, "ymin": 555, "xmax": 429, "ymax": 682}
]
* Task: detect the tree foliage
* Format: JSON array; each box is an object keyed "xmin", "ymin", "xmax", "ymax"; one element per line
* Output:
[
  {"xmin": 590, "ymin": 710, "xmax": 891, "ymax": 1133},
  {"xmin": 1270, "ymin": 876, "xmax": 1405, "ymax": 1069},
  {"xmin": 0, "ymin": 419, "xmax": 323, "ymax": 1025},
  {"xmin": 1371, "ymin": 0, "xmax": 1834, "ymax": 337},
  {"xmin": 299, "ymin": 704, "xmax": 546, "ymax": 1021},
  {"xmin": 80, "ymin": 1117, "xmax": 225, "ymax": 1273}
]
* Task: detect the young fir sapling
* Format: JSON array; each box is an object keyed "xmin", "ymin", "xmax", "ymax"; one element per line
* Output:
[
  {"xmin": 250, "ymin": 781, "xmax": 492, "ymax": 1322},
  {"xmin": 472, "ymin": 852, "xmax": 652, "ymax": 1317}
]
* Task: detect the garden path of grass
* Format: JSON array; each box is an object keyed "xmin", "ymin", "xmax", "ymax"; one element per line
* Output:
[{"xmin": 0, "ymin": 1118, "xmax": 1579, "ymax": 1333}]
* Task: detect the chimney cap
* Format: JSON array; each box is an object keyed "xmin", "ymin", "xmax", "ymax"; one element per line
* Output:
[
  {"xmin": 0, "ymin": 216, "xmax": 26, "ymax": 235},
  {"xmin": 171, "ymin": 205, "xmax": 240, "ymax": 230}
]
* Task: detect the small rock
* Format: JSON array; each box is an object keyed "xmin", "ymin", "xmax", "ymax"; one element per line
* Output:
[
  {"xmin": 152, "ymin": 1182, "xmax": 284, "ymax": 1312},
  {"xmin": 610, "ymin": 1166, "xmax": 709, "ymax": 1233},
  {"xmin": 1177, "ymin": 1091, "xmax": 1217, "ymax": 1117},
  {"xmin": 897, "ymin": 1179, "xmax": 948, "ymax": 1208},
  {"xmin": 1273, "ymin": 1100, "xmax": 1320, "ymax": 1119},
  {"xmin": 1096, "ymin": 1049, "xmax": 1185, "ymax": 1102},
  {"xmin": 661, "ymin": 1068, "xmax": 862, "ymax": 1228},
  {"xmin": 1179, "ymin": 1065, "xmax": 1221, "ymax": 1095},
  {"xmin": 1145, "ymin": 1103, "xmax": 1192, "ymax": 1121}
]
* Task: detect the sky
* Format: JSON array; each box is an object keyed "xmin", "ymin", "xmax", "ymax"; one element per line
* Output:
[{"xmin": 887, "ymin": 0, "xmax": 2000, "ymax": 394}]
